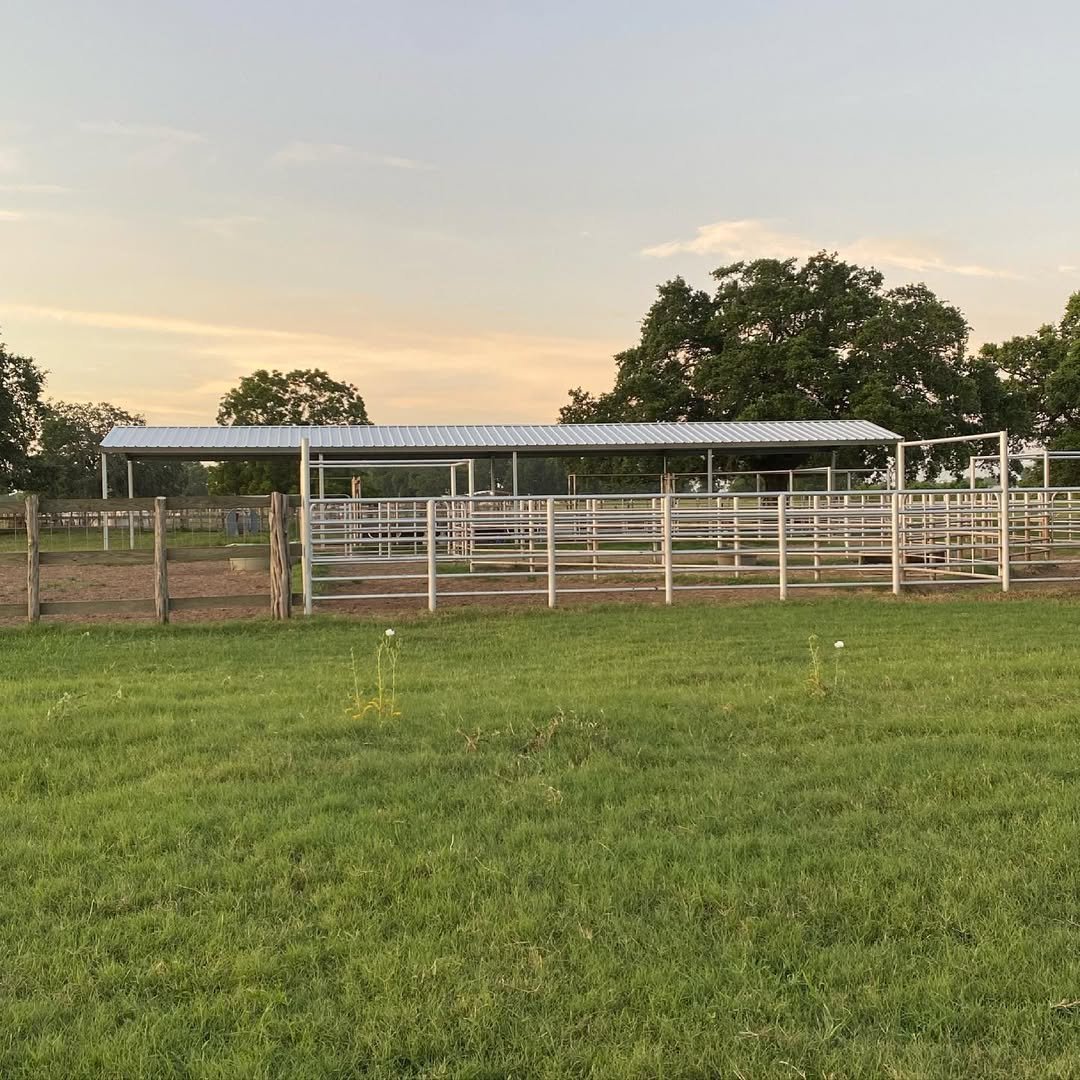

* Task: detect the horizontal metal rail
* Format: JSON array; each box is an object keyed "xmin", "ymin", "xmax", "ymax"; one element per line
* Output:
[{"xmin": 299, "ymin": 488, "xmax": 1080, "ymax": 611}]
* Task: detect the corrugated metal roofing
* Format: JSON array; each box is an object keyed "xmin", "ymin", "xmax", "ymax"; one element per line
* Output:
[{"xmin": 101, "ymin": 420, "xmax": 901, "ymax": 457}]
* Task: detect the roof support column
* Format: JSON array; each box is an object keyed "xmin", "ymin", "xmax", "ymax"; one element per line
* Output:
[
  {"xmin": 706, "ymin": 449, "xmax": 713, "ymax": 494},
  {"xmin": 512, "ymin": 452, "xmax": 519, "ymax": 497}
]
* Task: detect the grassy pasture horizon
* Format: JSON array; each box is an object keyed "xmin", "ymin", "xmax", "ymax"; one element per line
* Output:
[{"xmin": 3, "ymin": 597, "xmax": 1080, "ymax": 1077}]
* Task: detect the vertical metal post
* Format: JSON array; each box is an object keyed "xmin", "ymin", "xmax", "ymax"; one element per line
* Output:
[
  {"xmin": 300, "ymin": 438, "xmax": 313, "ymax": 615},
  {"xmin": 662, "ymin": 494, "xmax": 674, "ymax": 604},
  {"xmin": 512, "ymin": 451, "xmax": 519, "ymax": 497},
  {"xmin": 969, "ymin": 455, "xmax": 977, "ymax": 490},
  {"xmin": 100, "ymin": 451, "xmax": 109, "ymax": 550},
  {"xmin": 999, "ymin": 430, "xmax": 1011, "ymax": 592},
  {"xmin": 890, "ymin": 490, "xmax": 902, "ymax": 595},
  {"xmin": 450, "ymin": 464, "xmax": 458, "ymax": 497},
  {"xmin": 426, "ymin": 499, "xmax": 437, "ymax": 612},
  {"xmin": 589, "ymin": 497, "xmax": 599, "ymax": 581},
  {"xmin": 317, "ymin": 454, "xmax": 325, "ymax": 499},
  {"xmin": 777, "ymin": 493, "xmax": 788, "ymax": 600},
  {"xmin": 467, "ymin": 459, "xmax": 475, "ymax": 496},
  {"xmin": 546, "ymin": 497, "xmax": 557, "ymax": 608},
  {"xmin": 1043, "ymin": 448, "xmax": 1051, "ymax": 490},
  {"xmin": 127, "ymin": 458, "xmax": 136, "ymax": 550},
  {"xmin": 706, "ymin": 449, "xmax": 714, "ymax": 494},
  {"xmin": 153, "ymin": 496, "xmax": 169, "ymax": 624},
  {"xmin": 895, "ymin": 442, "xmax": 906, "ymax": 491}
]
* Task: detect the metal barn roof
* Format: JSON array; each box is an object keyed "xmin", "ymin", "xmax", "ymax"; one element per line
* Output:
[{"xmin": 101, "ymin": 420, "xmax": 900, "ymax": 458}]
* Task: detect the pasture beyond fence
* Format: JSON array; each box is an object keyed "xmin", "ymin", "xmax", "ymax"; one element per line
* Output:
[{"xmin": 4, "ymin": 488, "xmax": 1080, "ymax": 623}]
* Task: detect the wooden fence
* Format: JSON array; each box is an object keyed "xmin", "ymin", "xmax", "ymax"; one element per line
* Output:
[{"xmin": 0, "ymin": 494, "xmax": 299, "ymax": 624}]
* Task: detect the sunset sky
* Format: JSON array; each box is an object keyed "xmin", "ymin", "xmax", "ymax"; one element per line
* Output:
[{"xmin": 2, "ymin": 0, "xmax": 1077, "ymax": 426}]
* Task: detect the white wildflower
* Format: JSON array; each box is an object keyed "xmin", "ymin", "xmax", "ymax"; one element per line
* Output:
[{"xmin": 834, "ymin": 640, "xmax": 845, "ymax": 649}]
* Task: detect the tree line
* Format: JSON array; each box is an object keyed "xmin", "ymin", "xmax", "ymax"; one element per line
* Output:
[
  {"xmin": 563, "ymin": 253, "xmax": 1079, "ymax": 484},
  {"xmin": 3, "ymin": 251, "xmax": 1078, "ymax": 496}
]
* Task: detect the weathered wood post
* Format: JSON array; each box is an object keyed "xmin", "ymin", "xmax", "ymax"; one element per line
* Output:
[
  {"xmin": 154, "ymin": 496, "xmax": 169, "ymax": 624},
  {"xmin": 268, "ymin": 492, "xmax": 292, "ymax": 620},
  {"xmin": 26, "ymin": 494, "xmax": 40, "ymax": 624}
]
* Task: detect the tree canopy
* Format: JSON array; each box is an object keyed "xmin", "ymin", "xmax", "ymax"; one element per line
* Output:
[
  {"xmin": 210, "ymin": 368, "xmax": 371, "ymax": 494},
  {"xmin": 217, "ymin": 368, "xmax": 370, "ymax": 426},
  {"xmin": 0, "ymin": 330, "xmax": 46, "ymax": 492},
  {"xmin": 27, "ymin": 400, "xmax": 205, "ymax": 498},
  {"xmin": 562, "ymin": 254, "xmax": 1028, "ymax": 480},
  {"xmin": 980, "ymin": 292, "xmax": 1080, "ymax": 483}
]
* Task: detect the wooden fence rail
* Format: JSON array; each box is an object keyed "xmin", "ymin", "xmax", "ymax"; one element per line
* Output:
[{"xmin": 3, "ymin": 494, "xmax": 298, "ymax": 624}]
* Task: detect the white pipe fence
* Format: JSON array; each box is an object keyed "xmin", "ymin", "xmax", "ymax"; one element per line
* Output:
[{"xmin": 300, "ymin": 488, "xmax": 1080, "ymax": 611}]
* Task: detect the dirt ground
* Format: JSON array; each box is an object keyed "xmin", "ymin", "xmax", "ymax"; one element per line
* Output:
[
  {"xmin": 2, "ymin": 555, "xmax": 1078, "ymax": 627},
  {"xmin": 0, "ymin": 561, "xmax": 272, "ymax": 625}
]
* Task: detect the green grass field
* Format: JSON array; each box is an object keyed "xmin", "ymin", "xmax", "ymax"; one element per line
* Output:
[{"xmin": 3, "ymin": 597, "xmax": 1080, "ymax": 1077}]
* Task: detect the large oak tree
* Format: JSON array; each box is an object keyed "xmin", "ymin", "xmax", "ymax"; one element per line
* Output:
[
  {"xmin": 209, "ymin": 368, "xmax": 371, "ymax": 494},
  {"xmin": 562, "ymin": 254, "xmax": 1028, "ymax": 482}
]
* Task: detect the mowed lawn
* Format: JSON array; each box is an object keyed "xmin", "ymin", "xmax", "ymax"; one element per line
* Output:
[{"xmin": 3, "ymin": 598, "xmax": 1080, "ymax": 1078}]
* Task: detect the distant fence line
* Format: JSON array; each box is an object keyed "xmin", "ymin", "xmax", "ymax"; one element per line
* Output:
[{"xmin": 4, "ymin": 488, "xmax": 1080, "ymax": 623}]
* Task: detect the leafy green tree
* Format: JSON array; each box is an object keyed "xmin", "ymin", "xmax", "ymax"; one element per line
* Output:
[
  {"xmin": 980, "ymin": 292, "xmax": 1080, "ymax": 483},
  {"xmin": 209, "ymin": 368, "xmax": 372, "ymax": 494},
  {"xmin": 28, "ymin": 401, "xmax": 195, "ymax": 497},
  {"xmin": 0, "ymin": 329, "xmax": 46, "ymax": 492},
  {"xmin": 563, "ymin": 254, "xmax": 1028, "ymax": 482}
]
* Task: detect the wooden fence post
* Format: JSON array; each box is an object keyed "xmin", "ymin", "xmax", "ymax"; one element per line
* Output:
[
  {"xmin": 26, "ymin": 494, "xmax": 40, "ymax": 624},
  {"xmin": 154, "ymin": 496, "xmax": 169, "ymax": 624},
  {"xmin": 269, "ymin": 492, "xmax": 292, "ymax": 619}
]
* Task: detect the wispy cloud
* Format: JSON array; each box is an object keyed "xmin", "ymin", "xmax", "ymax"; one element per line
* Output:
[
  {"xmin": 2, "ymin": 303, "xmax": 335, "ymax": 342},
  {"xmin": 0, "ymin": 210, "xmax": 24, "ymax": 221},
  {"xmin": 270, "ymin": 140, "xmax": 433, "ymax": 171},
  {"xmin": 79, "ymin": 120, "xmax": 205, "ymax": 144},
  {"xmin": 5, "ymin": 302, "xmax": 618, "ymax": 425},
  {"xmin": 185, "ymin": 215, "xmax": 265, "ymax": 239},
  {"xmin": 79, "ymin": 120, "xmax": 206, "ymax": 166},
  {"xmin": 0, "ymin": 183, "xmax": 72, "ymax": 194},
  {"xmin": 642, "ymin": 218, "xmax": 1018, "ymax": 280},
  {"xmin": 1059, "ymin": 265, "xmax": 1077, "ymax": 275}
]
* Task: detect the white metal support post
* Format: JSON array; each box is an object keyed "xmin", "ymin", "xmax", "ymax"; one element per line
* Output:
[
  {"xmin": 890, "ymin": 490, "xmax": 902, "ymax": 594},
  {"xmin": 706, "ymin": 449, "xmax": 714, "ymax": 494},
  {"xmin": 777, "ymin": 493, "xmax": 788, "ymax": 600},
  {"xmin": 300, "ymin": 438, "xmax": 313, "ymax": 615},
  {"xmin": 999, "ymin": 430, "xmax": 1011, "ymax": 592},
  {"xmin": 127, "ymin": 458, "xmax": 136, "ymax": 549},
  {"xmin": 511, "ymin": 451, "xmax": 519, "ymax": 497},
  {"xmin": 546, "ymin": 497, "xmax": 557, "ymax": 608},
  {"xmin": 662, "ymin": 494, "xmax": 674, "ymax": 604},
  {"xmin": 100, "ymin": 451, "xmax": 110, "ymax": 550},
  {"xmin": 426, "ymin": 499, "xmax": 437, "ymax": 612}
]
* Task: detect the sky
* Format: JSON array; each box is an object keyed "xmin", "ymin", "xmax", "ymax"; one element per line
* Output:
[{"xmin": 1, "ymin": 0, "xmax": 1078, "ymax": 426}]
